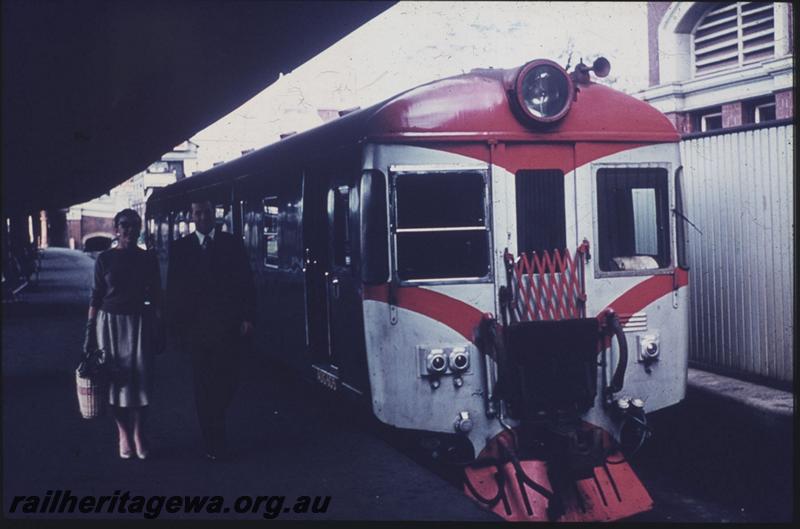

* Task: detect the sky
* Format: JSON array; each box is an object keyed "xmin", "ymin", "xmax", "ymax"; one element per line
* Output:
[{"xmin": 190, "ymin": 1, "xmax": 651, "ymax": 170}]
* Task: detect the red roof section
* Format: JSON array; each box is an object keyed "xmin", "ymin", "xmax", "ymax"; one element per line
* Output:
[{"xmin": 365, "ymin": 66, "xmax": 679, "ymax": 143}]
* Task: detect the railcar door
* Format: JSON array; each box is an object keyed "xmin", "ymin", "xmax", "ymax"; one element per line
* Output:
[
  {"xmin": 303, "ymin": 159, "xmax": 368, "ymax": 392},
  {"xmin": 302, "ymin": 169, "xmax": 332, "ymax": 366},
  {"xmin": 325, "ymin": 181, "xmax": 369, "ymax": 392}
]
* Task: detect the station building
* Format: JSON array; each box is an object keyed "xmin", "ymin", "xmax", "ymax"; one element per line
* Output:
[
  {"xmin": 637, "ymin": 1, "xmax": 794, "ymax": 386},
  {"xmin": 50, "ymin": 141, "xmax": 198, "ymax": 251}
]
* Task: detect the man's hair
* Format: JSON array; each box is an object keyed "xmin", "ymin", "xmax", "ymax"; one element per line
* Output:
[{"xmin": 114, "ymin": 208, "xmax": 142, "ymax": 231}]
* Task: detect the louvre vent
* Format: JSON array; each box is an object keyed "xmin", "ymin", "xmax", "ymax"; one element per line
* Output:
[
  {"xmin": 693, "ymin": 2, "xmax": 774, "ymax": 77},
  {"xmin": 619, "ymin": 312, "xmax": 647, "ymax": 333}
]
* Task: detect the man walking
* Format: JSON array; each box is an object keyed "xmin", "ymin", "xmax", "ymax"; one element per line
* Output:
[{"xmin": 167, "ymin": 200, "xmax": 255, "ymax": 460}]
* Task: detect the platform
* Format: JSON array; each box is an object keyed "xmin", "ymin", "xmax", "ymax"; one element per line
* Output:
[{"xmin": 2, "ymin": 249, "xmax": 497, "ymax": 521}]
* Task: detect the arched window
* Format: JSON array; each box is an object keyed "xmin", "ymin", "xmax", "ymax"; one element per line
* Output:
[{"xmin": 693, "ymin": 2, "xmax": 775, "ymax": 76}]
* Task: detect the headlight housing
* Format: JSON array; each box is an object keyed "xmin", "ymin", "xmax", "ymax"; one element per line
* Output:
[{"xmin": 513, "ymin": 59, "xmax": 574, "ymax": 125}]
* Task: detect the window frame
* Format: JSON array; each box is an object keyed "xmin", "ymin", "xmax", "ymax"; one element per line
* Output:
[
  {"xmin": 328, "ymin": 184, "xmax": 353, "ymax": 269},
  {"xmin": 388, "ymin": 164, "xmax": 493, "ymax": 285},
  {"xmin": 262, "ymin": 195, "xmax": 280, "ymax": 269},
  {"xmin": 754, "ymin": 101, "xmax": 776, "ymax": 123},
  {"xmin": 591, "ymin": 162, "xmax": 675, "ymax": 279},
  {"xmin": 514, "ymin": 169, "xmax": 567, "ymax": 258},
  {"xmin": 700, "ymin": 111, "xmax": 723, "ymax": 132}
]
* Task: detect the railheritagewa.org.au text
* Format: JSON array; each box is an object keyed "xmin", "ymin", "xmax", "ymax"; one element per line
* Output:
[{"xmin": 9, "ymin": 490, "xmax": 331, "ymax": 519}]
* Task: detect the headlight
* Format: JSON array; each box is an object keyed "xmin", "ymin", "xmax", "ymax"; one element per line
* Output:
[{"xmin": 513, "ymin": 59, "xmax": 574, "ymax": 125}]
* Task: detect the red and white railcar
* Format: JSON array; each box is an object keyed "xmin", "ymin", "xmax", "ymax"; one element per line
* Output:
[{"xmin": 147, "ymin": 57, "xmax": 690, "ymax": 521}]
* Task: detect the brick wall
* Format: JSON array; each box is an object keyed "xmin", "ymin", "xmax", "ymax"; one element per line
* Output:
[
  {"xmin": 664, "ymin": 111, "xmax": 691, "ymax": 134},
  {"xmin": 721, "ymin": 102, "xmax": 743, "ymax": 128},
  {"xmin": 775, "ymin": 89, "xmax": 793, "ymax": 120},
  {"xmin": 80, "ymin": 217, "xmax": 114, "ymax": 240},
  {"xmin": 66, "ymin": 216, "xmax": 114, "ymax": 249},
  {"xmin": 67, "ymin": 219, "xmax": 81, "ymax": 249}
]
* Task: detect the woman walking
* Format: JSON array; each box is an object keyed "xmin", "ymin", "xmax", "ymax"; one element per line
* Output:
[{"xmin": 82, "ymin": 209, "xmax": 162, "ymax": 459}]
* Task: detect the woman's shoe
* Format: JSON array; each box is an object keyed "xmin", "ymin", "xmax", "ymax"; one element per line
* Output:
[
  {"xmin": 119, "ymin": 437, "xmax": 134, "ymax": 459},
  {"xmin": 134, "ymin": 439, "xmax": 149, "ymax": 460}
]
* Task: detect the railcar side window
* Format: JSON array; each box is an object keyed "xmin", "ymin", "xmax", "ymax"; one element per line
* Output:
[
  {"xmin": 263, "ymin": 196, "xmax": 279, "ymax": 268},
  {"xmin": 241, "ymin": 204, "xmax": 260, "ymax": 269},
  {"xmin": 146, "ymin": 218, "xmax": 157, "ymax": 249},
  {"xmin": 160, "ymin": 218, "xmax": 169, "ymax": 245},
  {"xmin": 215, "ymin": 204, "xmax": 232, "ymax": 233},
  {"xmin": 515, "ymin": 170, "xmax": 566, "ymax": 257},
  {"xmin": 596, "ymin": 167, "xmax": 670, "ymax": 272},
  {"xmin": 173, "ymin": 211, "xmax": 185, "ymax": 239},
  {"xmin": 394, "ymin": 171, "xmax": 489, "ymax": 281},
  {"xmin": 329, "ymin": 186, "xmax": 351, "ymax": 267}
]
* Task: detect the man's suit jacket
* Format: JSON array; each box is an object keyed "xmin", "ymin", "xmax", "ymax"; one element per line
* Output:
[{"xmin": 166, "ymin": 228, "xmax": 256, "ymax": 348}]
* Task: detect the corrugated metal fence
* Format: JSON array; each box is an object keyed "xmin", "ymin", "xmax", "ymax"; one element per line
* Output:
[{"xmin": 680, "ymin": 124, "xmax": 794, "ymax": 383}]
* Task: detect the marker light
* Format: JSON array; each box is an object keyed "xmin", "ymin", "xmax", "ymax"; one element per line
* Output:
[
  {"xmin": 426, "ymin": 349, "xmax": 447, "ymax": 374},
  {"xmin": 513, "ymin": 59, "xmax": 574, "ymax": 125},
  {"xmin": 449, "ymin": 347, "xmax": 470, "ymax": 373}
]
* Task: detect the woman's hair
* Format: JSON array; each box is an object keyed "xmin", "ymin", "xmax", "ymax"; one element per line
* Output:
[{"xmin": 114, "ymin": 208, "xmax": 142, "ymax": 232}]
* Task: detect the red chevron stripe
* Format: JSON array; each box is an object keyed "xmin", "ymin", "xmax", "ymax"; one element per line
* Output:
[
  {"xmin": 599, "ymin": 268, "xmax": 689, "ymax": 316},
  {"xmin": 363, "ymin": 284, "xmax": 485, "ymax": 341},
  {"xmin": 363, "ymin": 268, "xmax": 689, "ymax": 340}
]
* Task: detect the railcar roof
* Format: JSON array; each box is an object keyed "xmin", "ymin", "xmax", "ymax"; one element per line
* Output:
[
  {"xmin": 363, "ymin": 66, "xmax": 679, "ymax": 142},
  {"xmin": 149, "ymin": 62, "xmax": 678, "ymax": 206}
]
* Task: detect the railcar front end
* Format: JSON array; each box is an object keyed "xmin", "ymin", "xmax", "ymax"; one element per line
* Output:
[{"xmin": 356, "ymin": 58, "xmax": 689, "ymax": 521}]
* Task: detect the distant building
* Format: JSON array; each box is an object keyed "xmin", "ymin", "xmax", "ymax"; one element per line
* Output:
[
  {"xmin": 637, "ymin": 2, "xmax": 794, "ymax": 385},
  {"xmin": 63, "ymin": 141, "xmax": 198, "ymax": 251},
  {"xmin": 638, "ymin": 2, "xmax": 792, "ymax": 132}
]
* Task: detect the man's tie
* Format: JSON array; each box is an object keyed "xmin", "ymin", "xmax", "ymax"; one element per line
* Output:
[{"xmin": 201, "ymin": 237, "xmax": 211, "ymax": 251}]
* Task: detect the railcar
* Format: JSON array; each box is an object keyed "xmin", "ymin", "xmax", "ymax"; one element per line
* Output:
[{"xmin": 146, "ymin": 57, "xmax": 690, "ymax": 521}]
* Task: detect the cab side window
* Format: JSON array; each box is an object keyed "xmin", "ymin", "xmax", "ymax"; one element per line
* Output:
[
  {"xmin": 596, "ymin": 167, "xmax": 670, "ymax": 272},
  {"xmin": 393, "ymin": 171, "xmax": 490, "ymax": 281}
]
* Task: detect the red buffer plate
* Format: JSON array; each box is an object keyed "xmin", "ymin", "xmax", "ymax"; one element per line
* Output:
[{"xmin": 463, "ymin": 432, "xmax": 653, "ymax": 522}]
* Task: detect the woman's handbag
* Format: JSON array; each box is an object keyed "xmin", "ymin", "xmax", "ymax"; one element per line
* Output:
[{"xmin": 75, "ymin": 348, "xmax": 108, "ymax": 419}]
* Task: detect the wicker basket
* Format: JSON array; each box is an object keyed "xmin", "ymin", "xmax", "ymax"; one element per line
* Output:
[{"xmin": 75, "ymin": 370, "xmax": 105, "ymax": 419}]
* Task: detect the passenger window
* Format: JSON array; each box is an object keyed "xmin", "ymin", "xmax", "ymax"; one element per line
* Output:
[
  {"xmin": 515, "ymin": 170, "xmax": 566, "ymax": 258},
  {"xmin": 242, "ymin": 211, "xmax": 250, "ymax": 243},
  {"xmin": 144, "ymin": 218, "xmax": 155, "ymax": 249},
  {"xmin": 173, "ymin": 211, "xmax": 187, "ymax": 239},
  {"xmin": 159, "ymin": 218, "xmax": 168, "ymax": 244},
  {"xmin": 596, "ymin": 167, "xmax": 670, "ymax": 272},
  {"xmin": 263, "ymin": 196, "xmax": 279, "ymax": 268},
  {"xmin": 329, "ymin": 186, "xmax": 351, "ymax": 267},
  {"xmin": 394, "ymin": 171, "xmax": 489, "ymax": 281},
  {"xmin": 215, "ymin": 204, "xmax": 232, "ymax": 233}
]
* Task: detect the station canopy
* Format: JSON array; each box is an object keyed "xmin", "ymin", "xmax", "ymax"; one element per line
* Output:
[{"xmin": 1, "ymin": 0, "xmax": 394, "ymax": 215}]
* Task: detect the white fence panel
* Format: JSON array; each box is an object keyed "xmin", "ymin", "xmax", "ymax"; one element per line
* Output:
[{"xmin": 680, "ymin": 124, "xmax": 793, "ymax": 383}]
